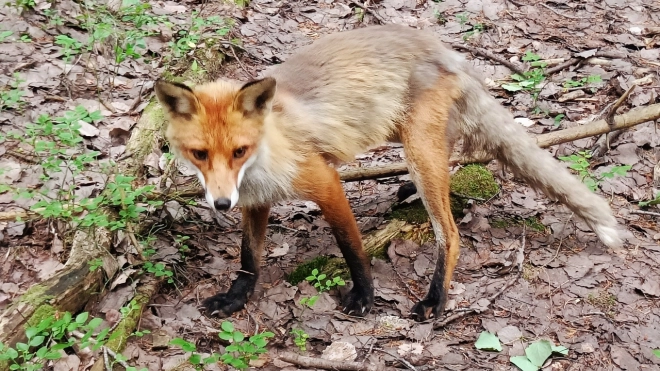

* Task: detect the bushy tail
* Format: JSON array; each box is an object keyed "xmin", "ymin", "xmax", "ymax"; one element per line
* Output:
[{"xmin": 452, "ymin": 71, "xmax": 622, "ymax": 248}]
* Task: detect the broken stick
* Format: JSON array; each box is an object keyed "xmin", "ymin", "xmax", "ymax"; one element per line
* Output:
[{"xmin": 279, "ymin": 351, "xmax": 379, "ymax": 371}]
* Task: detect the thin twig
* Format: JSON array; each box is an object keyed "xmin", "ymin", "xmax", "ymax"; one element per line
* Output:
[
  {"xmin": 373, "ymin": 348, "xmax": 417, "ymax": 371},
  {"xmin": 540, "ymin": 3, "xmax": 585, "ymax": 19},
  {"xmin": 452, "ymin": 43, "xmax": 526, "ymax": 75},
  {"xmin": 606, "ymin": 84, "xmax": 637, "ymax": 126},
  {"xmin": 228, "ymin": 44, "xmax": 252, "ymax": 79},
  {"xmin": 351, "ymin": 2, "xmax": 387, "ymax": 24},
  {"xmin": 433, "ymin": 272, "xmax": 520, "ymax": 329},
  {"xmin": 630, "ymin": 210, "xmax": 660, "ymax": 217},
  {"xmin": 103, "ymin": 347, "xmax": 111, "ymax": 371},
  {"xmin": 546, "ymin": 58, "xmax": 581, "ymax": 75},
  {"xmin": 104, "ymin": 347, "xmax": 132, "ymax": 369},
  {"xmin": 545, "ymin": 213, "xmax": 573, "ymax": 267}
]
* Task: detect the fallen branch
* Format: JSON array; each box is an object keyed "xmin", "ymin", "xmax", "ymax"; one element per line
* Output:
[
  {"xmin": 629, "ymin": 210, "xmax": 660, "ymax": 218},
  {"xmin": 338, "ymin": 103, "xmax": 660, "ymax": 182},
  {"xmin": 592, "ymin": 83, "xmax": 637, "ymax": 157},
  {"xmin": 452, "ymin": 44, "xmax": 526, "ymax": 75},
  {"xmin": 280, "ymin": 351, "xmax": 379, "ymax": 371}
]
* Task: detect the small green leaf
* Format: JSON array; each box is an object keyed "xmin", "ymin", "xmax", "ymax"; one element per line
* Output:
[
  {"xmin": 475, "ymin": 331, "xmax": 502, "ymax": 352},
  {"xmin": 525, "ymin": 340, "xmax": 553, "ymax": 367},
  {"xmin": 233, "ymin": 331, "xmax": 244, "ymax": 342},
  {"xmin": 169, "ymin": 338, "xmax": 196, "ymax": 352},
  {"xmin": 502, "ymin": 83, "xmax": 523, "ymax": 92},
  {"xmin": 510, "ymin": 355, "xmax": 538, "ymax": 371},
  {"xmin": 219, "ymin": 332, "xmax": 233, "ymax": 341},
  {"xmin": 75, "ymin": 311, "xmax": 89, "ymax": 324},
  {"xmin": 551, "ymin": 344, "xmax": 568, "ymax": 356},
  {"xmin": 29, "ymin": 335, "xmax": 45, "ymax": 347},
  {"xmin": 653, "ymin": 349, "xmax": 660, "ymax": 358},
  {"xmin": 189, "ymin": 353, "xmax": 202, "ymax": 364},
  {"xmin": 221, "ymin": 321, "xmax": 234, "ymax": 333}
]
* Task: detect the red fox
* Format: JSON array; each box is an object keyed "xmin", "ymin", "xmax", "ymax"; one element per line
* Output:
[{"xmin": 155, "ymin": 24, "xmax": 622, "ymax": 321}]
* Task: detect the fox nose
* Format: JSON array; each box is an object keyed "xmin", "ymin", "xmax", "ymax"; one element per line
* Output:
[{"xmin": 213, "ymin": 198, "xmax": 232, "ymax": 211}]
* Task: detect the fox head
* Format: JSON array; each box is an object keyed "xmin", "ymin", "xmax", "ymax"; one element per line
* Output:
[{"xmin": 154, "ymin": 77, "xmax": 276, "ymax": 211}]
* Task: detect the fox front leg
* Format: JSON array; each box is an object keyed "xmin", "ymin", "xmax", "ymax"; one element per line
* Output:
[
  {"xmin": 294, "ymin": 155, "xmax": 375, "ymax": 316},
  {"xmin": 201, "ymin": 204, "xmax": 270, "ymax": 317}
]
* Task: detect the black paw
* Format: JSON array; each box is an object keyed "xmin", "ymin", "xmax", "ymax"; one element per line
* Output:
[
  {"xmin": 410, "ymin": 298, "xmax": 444, "ymax": 322},
  {"xmin": 341, "ymin": 287, "xmax": 374, "ymax": 317},
  {"xmin": 200, "ymin": 292, "xmax": 247, "ymax": 318}
]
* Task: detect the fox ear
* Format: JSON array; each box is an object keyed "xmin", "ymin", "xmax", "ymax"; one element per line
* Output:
[
  {"xmin": 154, "ymin": 80, "xmax": 199, "ymax": 118},
  {"xmin": 235, "ymin": 77, "xmax": 276, "ymax": 117}
]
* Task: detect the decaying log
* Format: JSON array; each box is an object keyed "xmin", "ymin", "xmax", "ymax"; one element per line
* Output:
[
  {"xmin": 338, "ymin": 103, "xmax": 660, "ymax": 182},
  {"xmin": 0, "ymin": 102, "xmax": 165, "ymax": 354}
]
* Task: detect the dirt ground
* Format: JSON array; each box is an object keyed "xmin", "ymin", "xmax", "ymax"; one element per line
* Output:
[{"xmin": 1, "ymin": 0, "xmax": 659, "ymax": 370}]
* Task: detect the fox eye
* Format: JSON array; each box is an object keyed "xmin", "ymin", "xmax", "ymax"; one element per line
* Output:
[
  {"xmin": 192, "ymin": 150, "xmax": 208, "ymax": 161},
  {"xmin": 233, "ymin": 146, "xmax": 247, "ymax": 159}
]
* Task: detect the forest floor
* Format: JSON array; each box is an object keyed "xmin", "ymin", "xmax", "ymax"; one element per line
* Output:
[{"xmin": 1, "ymin": 0, "xmax": 659, "ymax": 370}]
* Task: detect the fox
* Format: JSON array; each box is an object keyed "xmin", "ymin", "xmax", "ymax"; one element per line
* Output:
[{"xmin": 154, "ymin": 24, "xmax": 622, "ymax": 321}]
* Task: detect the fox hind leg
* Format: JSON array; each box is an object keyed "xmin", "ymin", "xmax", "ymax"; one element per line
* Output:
[{"xmin": 399, "ymin": 73, "xmax": 462, "ymax": 322}]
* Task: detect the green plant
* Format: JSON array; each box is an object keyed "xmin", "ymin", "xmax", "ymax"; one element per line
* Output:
[
  {"xmin": 11, "ymin": 0, "xmax": 35, "ymax": 11},
  {"xmin": 654, "ymin": 349, "xmax": 660, "ymax": 358},
  {"xmin": 0, "ymin": 73, "xmax": 26, "ymax": 111},
  {"xmin": 291, "ymin": 328, "xmax": 309, "ymax": 352},
  {"xmin": 219, "ymin": 322, "xmax": 273, "ymax": 370},
  {"xmin": 0, "ymin": 311, "xmax": 123, "ymax": 370},
  {"xmin": 553, "ymin": 113, "xmax": 565, "ymax": 127},
  {"xmin": 559, "ymin": 151, "xmax": 631, "ymax": 192},
  {"xmin": 299, "ymin": 269, "xmax": 345, "ymax": 309},
  {"xmin": 639, "ymin": 192, "xmax": 660, "ymax": 207},
  {"xmin": 456, "ymin": 13, "xmax": 469, "ymax": 27},
  {"xmin": 89, "ymin": 258, "xmax": 104, "ymax": 272},
  {"xmin": 43, "ymin": 9, "xmax": 65, "ymax": 26},
  {"xmin": 168, "ymin": 13, "xmax": 231, "ymax": 59},
  {"xmin": 563, "ymin": 74, "xmax": 602, "ymax": 89},
  {"xmin": 168, "ymin": 338, "xmax": 219, "ymax": 370},
  {"xmin": 433, "ymin": 9, "xmax": 447, "ymax": 24},
  {"xmin": 501, "ymin": 50, "xmax": 548, "ymax": 101},
  {"xmin": 0, "ymin": 30, "xmax": 13, "ymax": 42},
  {"xmin": 143, "ymin": 262, "xmax": 174, "ymax": 283},
  {"xmin": 54, "ymin": 35, "xmax": 85, "ymax": 63},
  {"xmin": 4, "ymin": 105, "xmax": 162, "ymax": 235},
  {"xmin": 170, "ymin": 322, "xmax": 274, "ymax": 370},
  {"xmin": 510, "ymin": 340, "xmax": 568, "ymax": 371}
]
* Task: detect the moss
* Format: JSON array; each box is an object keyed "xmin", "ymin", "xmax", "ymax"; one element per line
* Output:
[
  {"xmin": 490, "ymin": 216, "xmax": 546, "ymax": 233},
  {"xmin": 389, "ymin": 199, "xmax": 429, "ymax": 224},
  {"xmin": 19, "ymin": 284, "xmax": 52, "ymax": 306},
  {"xmin": 287, "ymin": 256, "xmax": 330, "ymax": 285},
  {"xmin": 26, "ymin": 304, "xmax": 56, "ymax": 328},
  {"xmin": 450, "ymin": 164, "xmax": 500, "ymax": 200}
]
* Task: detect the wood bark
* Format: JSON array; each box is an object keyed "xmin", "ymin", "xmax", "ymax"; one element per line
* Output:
[
  {"xmin": 279, "ymin": 351, "xmax": 379, "ymax": 371},
  {"xmin": 338, "ymin": 103, "xmax": 660, "ymax": 182},
  {"xmin": 0, "ymin": 102, "xmax": 165, "ymax": 353}
]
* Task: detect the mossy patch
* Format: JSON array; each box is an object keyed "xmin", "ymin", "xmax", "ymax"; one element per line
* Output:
[
  {"xmin": 26, "ymin": 304, "xmax": 56, "ymax": 328},
  {"xmin": 288, "ymin": 256, "xmax": 337, "ymax": 285},
  {"xmin": 450, "ymin": 164, "xmax": 500, "ymax": 200},
  {"xmin": 490, "ymin": 216, "xmax": 546, "ymax": 233},
  {"xmin": 389, "ymin": 198, "xmax": 429, "ymax": 224}
]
